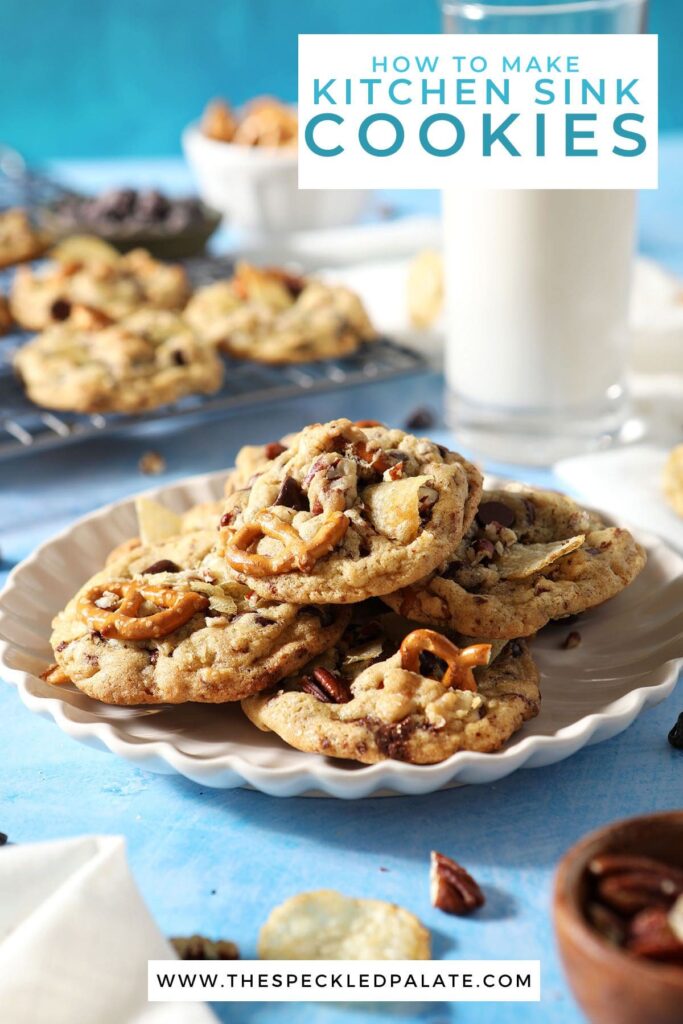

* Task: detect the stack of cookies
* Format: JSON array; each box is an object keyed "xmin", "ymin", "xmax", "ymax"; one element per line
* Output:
[{"xmin": 46, "ymin": 419, "xmax": 647, "ymax": 766}]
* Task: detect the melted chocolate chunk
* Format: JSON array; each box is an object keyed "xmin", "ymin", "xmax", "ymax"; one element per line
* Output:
[
  {"xmin": 50, "ymin": 298, "xmax": 72, "ymax": 321},
  {"xmin": 274, "ymin": 475, "xmax": 308, "ymax": 511},
  {"xmin": 476, "ymin": 501, "xmax": 515, "ymax": 529},
  {"xmin": 142, "ymin": 559, "xmax": 181, "ymax": 574}
]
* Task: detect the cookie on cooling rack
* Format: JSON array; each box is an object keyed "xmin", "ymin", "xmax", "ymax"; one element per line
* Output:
[
  {"xmin": 14, "ymin": 307, "xmax": 223, "ymax": 414},
  {"xmin": 184, "ymin": 262, "xmax": 377, "ymax": 363},
  {"xmin": 10, "ymin": 247, "xmax": 189, "ymax": 330}
]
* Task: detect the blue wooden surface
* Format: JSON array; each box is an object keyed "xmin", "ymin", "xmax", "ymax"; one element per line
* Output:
[
  {"xmin": 2, "ymin": 154, "xmax": 683, "ymax": 1022},
  {"xmin": 1, "ymin": 0, "xmax": 682, "ymax": 161}
]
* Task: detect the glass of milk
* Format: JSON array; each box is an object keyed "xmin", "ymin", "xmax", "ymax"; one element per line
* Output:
[{"xmin": 442, "ymin": 0, "xmax": 648, "ymax": 465}]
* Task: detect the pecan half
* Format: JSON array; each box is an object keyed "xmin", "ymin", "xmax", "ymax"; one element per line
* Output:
[
  {"xmin": 430, "ymin": 851, "xmax": 485, "ymax": 916},
  {"xmin": 170, "ymin": 934, "xmax": 239, "ymax": 960},
  {"xmin": 301, "ymin": 667, "xmax": 351, "ymax": 704},
  {"xmin": 626, "ymin": 907, "xmax": 683, "ymax": 963},
  {"xmin": 596, "ymin": 872, "xmax": 681, "ymax": 915}
]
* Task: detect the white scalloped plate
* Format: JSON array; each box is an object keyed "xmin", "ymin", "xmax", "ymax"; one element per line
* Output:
[{"xmin": 1, "ymin": 471, "xmax": 681, "ymax": 798}]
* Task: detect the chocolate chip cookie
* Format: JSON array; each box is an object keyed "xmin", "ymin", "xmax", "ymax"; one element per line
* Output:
[
  {"xmin": 218, "ymin": 419, "xmax": 483, "ymax": 604},
  {"xmin": 185, "ymin": 262, "xmax": 377, "ymax": 363},
  {"xmin": 14, "ymin": 308, "xmax": 223, "ymax": 413},
  {"xmin": 10, "ymin": 247, "xmax": 189, "ymax": 330},
  {"xmin": 243, "ymin": 621, "xmax": 540, "ymax": 764},
  {"xmin": 50, "ymin": 530, "xmax": 349, "ymax": 704},
  {"xmin": 383, "ymin": 487, "xmax": 646, "ymax": 639}
]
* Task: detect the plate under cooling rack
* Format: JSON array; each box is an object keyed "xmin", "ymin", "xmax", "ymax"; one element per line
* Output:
[{"xmin": 0, "ymin": 257, "xmax": 427, "ymax": 460}]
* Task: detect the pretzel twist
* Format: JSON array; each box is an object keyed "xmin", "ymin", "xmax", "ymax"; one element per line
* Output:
[
  {"xmin": 77, "ymin": 582, "xmax": 208, "ymax": 640},
  {"xmin": 399, "ymin": 629, "xmax": 491, "ymax": 692},
  {"xmin": 224, "ymin": 508, "xmax": 349, "ymax": 577}
]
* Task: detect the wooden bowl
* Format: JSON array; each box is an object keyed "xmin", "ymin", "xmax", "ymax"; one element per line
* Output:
[{"xmin": 554, "ymin": 811, "xmax": 683, "ymax": 1024}]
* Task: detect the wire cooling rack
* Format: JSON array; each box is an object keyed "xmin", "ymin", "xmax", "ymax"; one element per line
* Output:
[{"xmin": 0, "ymin": 258, "xmax": 427, "ymax": 460}]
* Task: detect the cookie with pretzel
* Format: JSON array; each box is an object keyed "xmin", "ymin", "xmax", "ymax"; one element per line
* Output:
[
  {"xmin": 218, "ymin": 419, "xmax": 483, "ymax": 605},
  {"xmin": 242, "ymin": 615, "xmax": 540, "ymax": 763},
  {"xmin": 383, "ymin": 486, "xmax": 646, "ymax": 639},
  {"xmin": 49, "ymin": 530, "xmax": 349, "ymax": 705}
]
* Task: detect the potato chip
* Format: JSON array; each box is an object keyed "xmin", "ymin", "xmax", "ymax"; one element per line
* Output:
[
  {"xmin": 497, "ymin": 535, "xmax": 585, "ymax": 580},
  {"xmin": 50, "ymin": 234, "xmax": 120, "ymax": 266},
  {"xmin": 135, "ymin": 497, "xmax": 182, "ymax": 545},
  {"xmin": 258, "ymin": 890, "xmax": 431, "ymax": 961},
  {"xmin": 364, "ymin": 475, "xmax": 429, "ymax": 544}
]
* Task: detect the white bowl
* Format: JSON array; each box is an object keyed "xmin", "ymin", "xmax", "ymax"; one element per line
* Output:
[{"xmin": 182, "ymin": 124, "xmax": 371, "ymax": 234}]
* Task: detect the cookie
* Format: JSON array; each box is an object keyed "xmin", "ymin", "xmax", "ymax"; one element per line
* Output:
[
  {"xmin": 0, "ymin": 208, "xmax": 48, "ymax": 269},
  {"xmin": 10, "ymin": 247, "xmax": 189, "ymax": 330},
  {"xmin": 384, "ymin": 487, "xmax": 646, "ymax": 639},
  {"xmin": 407, "ymin": 249, "xmax": 443, "ymax": 329},
  {"xmin": 258, "ymin": 890, "xmax": 430, "ymax": 960},
  {"xmin": 104, "ymin": 497, "xmax": 224, "ymax": 567},
  {"xmin": 218, "ymin": 419, "xmax": 483, "ymax": 604},
  {"xmin": 663, "ymin": 444, "xmax": 683, "ymax": 518},
  {"xmin": 243, "ymin": 625, "xmax": 540, "ymax": 764},
  {"xmin": 14, "ymin": 308, "xmax": 223, "ymax": 414},
  {"xmin": 51, "ymin": 530, "xmax": 349, "ymax": 705},
  {"xmin": 185, "ymin": 262, "xmax": 376, "ymax": 363}
]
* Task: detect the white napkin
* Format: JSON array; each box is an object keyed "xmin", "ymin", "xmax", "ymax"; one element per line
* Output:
[
  {"xmin": 555, "ymin": 443, "xmax": 683, "ymax": 553},
  {"xmin": 0, "ymin": 836, "xmax": 215, "ymax": 1024}
]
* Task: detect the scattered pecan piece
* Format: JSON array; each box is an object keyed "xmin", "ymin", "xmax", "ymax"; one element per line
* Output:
[
  {"xmin": 562, "ymin": 630, "xmax": 582, "ymax": 650},
  {"xmin": 430, "ymin": 851, "xmax": 485, "ymax": 916},
  {"xmin": 170, "ymin": 934, "xmax": 240, "ymax": 960},
  {"xmin": 301, "ymin": 667, "xmax": 351, "ymax": 704},
  {"xmin": 138, "ymin": 451, "xmax": 166, "ymax": 476}
]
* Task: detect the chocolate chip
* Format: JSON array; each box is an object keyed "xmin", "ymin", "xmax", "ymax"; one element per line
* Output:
[
  {"xmin": 668, "ymin": 713, "xmax": 683, "ymax": 750},
  {"xmin": 274, "ymin": 475, "xmax": 308, "ymax": 511},
  {"xmin": 562, "ymin": 630, "xmax": 582, "ymax": 650},
  {"xmin": 0, "ymin": 832, "xmax": 7, "ymax": 847},
  {"xmin": 405, "ymin": 407, "xmax": 435, "ymax": 430},
  {"xmin": 50, "ymin": 298, "xmax": 72, "ymax": 321},
  {"xmin": 264, "ymin": 442, "xmax": 287, "ymax": 460},
  {"xmin": 55, "ymin": 640, "xmax": 69, "ymax": 652},
  {"xmin": 253, "ymin": 615, "xmax": 273, "ymax": 626},
  {"xmin": 142, "ymin": 559, "xmax": 180, "ymax": 574},
  {"xmin": 302, "ymin": 605, "xmax": 336, "ymax": 628},
  {"xmin": 476, "ymin": 501, "xmax": 515, "ymax": 529},
  {"xmin": 508, "ymin": 639, "xmax": 524, "ymax": 658},
  {"xmin": 172, "ymin": 350, "xmax": 187, "ymax": 366}
]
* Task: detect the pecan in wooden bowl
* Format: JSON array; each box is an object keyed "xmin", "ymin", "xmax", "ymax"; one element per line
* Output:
[{"xmin": 553, "ymin": 811, "xmax": 683, "ymax": 1024}]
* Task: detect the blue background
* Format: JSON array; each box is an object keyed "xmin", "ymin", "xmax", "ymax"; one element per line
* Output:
[{"xmin": 0, "ymin": 0, "xmax": 680, "ymax": 161}]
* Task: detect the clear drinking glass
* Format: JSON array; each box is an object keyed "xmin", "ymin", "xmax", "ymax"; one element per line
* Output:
[{"xmin": 441, "ymin": 0, "xmax": 648, "ymax": 465}]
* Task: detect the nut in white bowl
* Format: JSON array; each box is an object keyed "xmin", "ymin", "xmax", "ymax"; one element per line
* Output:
[{"xmin": 182, "ymin": 123, "xmax": 371, "ymax": 234}]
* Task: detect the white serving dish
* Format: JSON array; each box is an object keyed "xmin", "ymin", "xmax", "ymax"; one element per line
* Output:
[
  {"xmin": 1, "ymin": 470, "xmax": 681, "ymax": 798},
  {"xmin": 182, "ymin": 124, "xmax": 371, "ymax": 233}
]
